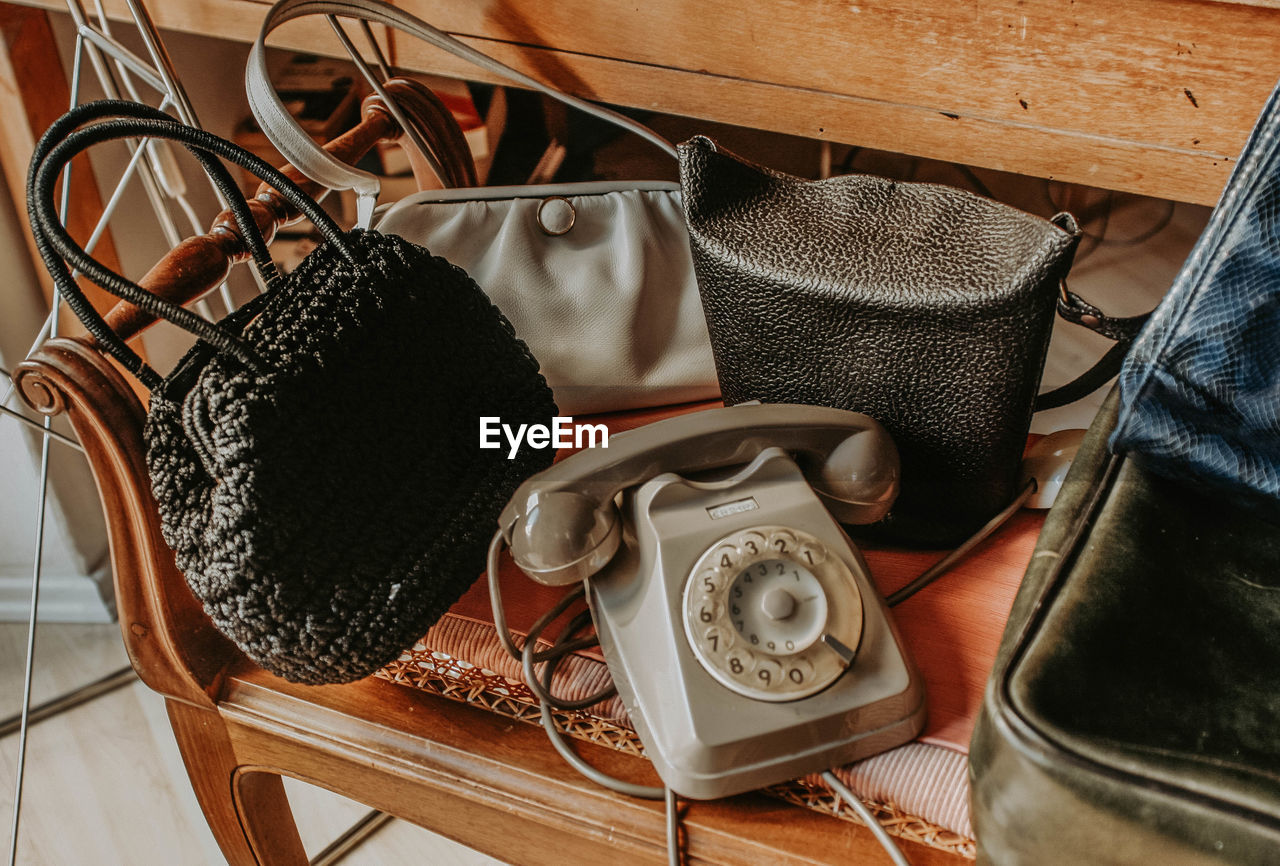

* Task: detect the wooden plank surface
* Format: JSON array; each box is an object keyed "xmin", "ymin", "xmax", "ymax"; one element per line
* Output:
[
  {"xmin": 223, "ymin": 668, "xmax": 966, "ymax": 865},
  {"xmin": 12, "ymin": 0, "xmax": 1280, "ymax": 204}
]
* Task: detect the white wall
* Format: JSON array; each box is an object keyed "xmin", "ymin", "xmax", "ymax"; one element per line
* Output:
[
  {"xmin": 0, "ymin": 417, "xmax": 111, "ymax": 622},
  {"xmin": 0, "ymin": 159, "xmax": 112, "ymax": 622}
]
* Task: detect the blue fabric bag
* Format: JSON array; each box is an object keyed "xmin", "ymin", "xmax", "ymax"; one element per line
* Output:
[{"xmin": 1112, "ymin": 80, "xmax": 1280, "ymax": 511}]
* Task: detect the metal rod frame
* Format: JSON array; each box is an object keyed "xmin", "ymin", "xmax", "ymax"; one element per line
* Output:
[
  {"xmin": 309, "ymin": 811, "xmax": 395, "ymax": 866},
  {"xmin": 3, "ymin": 5, "xmax": 399, "ymax": 864}
]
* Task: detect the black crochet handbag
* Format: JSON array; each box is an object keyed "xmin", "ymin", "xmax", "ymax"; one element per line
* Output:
[{"xmin": 28, "ymin": 100, "xmax": 557, "ymax": 684}]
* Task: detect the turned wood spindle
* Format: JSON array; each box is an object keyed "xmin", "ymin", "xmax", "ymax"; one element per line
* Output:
[{"xmin": 100, "ymin": 77, "xmax": 476, "ymax": 344}]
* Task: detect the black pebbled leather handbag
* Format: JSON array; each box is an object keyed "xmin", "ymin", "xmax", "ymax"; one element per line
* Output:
[
  {"xmin": 679, "ymin": 136, "xmax": 1141, "ymax": 546},
  {"xmin": 27, "ymin": 101, "xmax": 557, "ymax": 685}
]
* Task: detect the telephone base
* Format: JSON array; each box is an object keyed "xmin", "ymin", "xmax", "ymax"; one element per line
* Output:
[
  {"xmin": 588, "ymin": 448, "xmax": 926, "ymax": 800},
  {"xmin": 622, "ymin": 679, "xmax": 926, "ymax": 800}
]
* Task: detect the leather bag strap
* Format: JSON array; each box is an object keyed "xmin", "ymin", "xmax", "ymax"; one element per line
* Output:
[
  {"xmin": 1034, "ymin": 341, "xmax": 1131, "ymax": 412},
  {"xmin": 322, "ymin": 20, "xmax": 477, "ymax": 190},
  {"xmin": 28, "ymin": 100, "xmax": 355, "ymax": 390},
  {"xmin": 247, "ymin": 0, "xmax": 678, "ymax": 227},
  {"xmin": 1056, "ymin": 288, "xmax": 1149, "ymax": 342},
  {"xmin": 1033, "ymin": 288, "xmax": 1151, "ymax": 412}
]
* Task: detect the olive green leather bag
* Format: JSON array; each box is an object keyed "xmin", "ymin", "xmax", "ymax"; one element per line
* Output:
[
  {"xmin": 971, "ymin": 81, "xmax": 1280, "ymax": 864},
  {"xmin": 969, "ymin": 391, "xmax": 1280, "ymax": 864}
]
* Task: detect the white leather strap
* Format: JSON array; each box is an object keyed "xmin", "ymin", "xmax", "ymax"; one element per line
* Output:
[
  {"xmin": 403, "ymin": 178, "xmax": 678, "ymax": 203},
  {"xmin": 247, "ymin": 0, "xmax": 677, "ymax": 226}
]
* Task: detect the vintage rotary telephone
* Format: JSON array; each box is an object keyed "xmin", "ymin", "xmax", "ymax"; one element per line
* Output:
[{"xmin": 497, "ymin": 403, "xmax": 926, "ymax": 799}]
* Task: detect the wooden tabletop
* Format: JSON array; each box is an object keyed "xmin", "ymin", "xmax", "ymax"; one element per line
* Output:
[{"xmin": 14, "ymin": 0, "xmax": 1280, "ymax": 205}]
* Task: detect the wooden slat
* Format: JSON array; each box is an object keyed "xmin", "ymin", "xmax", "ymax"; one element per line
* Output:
[
  {"xmin": 386, "ymin": 0, "xmax": 1268, "ymax": 153},
  {"xmin": 222, "ymin": 667, "xmax": 964, "ymax": 865},
  {"xmin": 17, "ymin": 0, "xmax": 1278, "ymax": 204},
  {"xmin": 383, "ymin": 0, "xmax": 1277, "ymax": 204},
  {"xmin": 386, "ymin": 34, "xmax": 1243, "ymax": 204}
]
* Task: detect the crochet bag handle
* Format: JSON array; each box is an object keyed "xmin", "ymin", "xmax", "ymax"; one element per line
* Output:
[{"xmin": 27, "ymin": 99, "xmax": 356, "ymax": 391}]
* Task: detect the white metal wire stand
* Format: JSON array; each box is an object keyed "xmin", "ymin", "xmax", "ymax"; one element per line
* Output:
[{"xmin": 1, "ymin": 3, "xmax": 395, "ymax": 863}]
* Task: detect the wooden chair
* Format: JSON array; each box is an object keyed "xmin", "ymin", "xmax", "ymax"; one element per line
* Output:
[{"xmin": 13, "ymin": 82, "xmax": 1016, "ymax": 866}]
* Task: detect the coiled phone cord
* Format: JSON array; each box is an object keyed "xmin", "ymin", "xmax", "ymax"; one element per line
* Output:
[
  {"xmin": 519, "ymin": 587, "xmax": 618, "ymax": 711},
  {"xmin": 488, "ymin": 531, "xmax": 681, "ymax": 862}
]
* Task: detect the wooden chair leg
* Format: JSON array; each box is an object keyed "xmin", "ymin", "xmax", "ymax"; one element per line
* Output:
[{"xmin": 167, "ymin": 699, "xmax": 309, "ymax": 866}]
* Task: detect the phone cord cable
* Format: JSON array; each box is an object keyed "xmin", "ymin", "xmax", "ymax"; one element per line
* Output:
[
  {"xmin": 665, "ymin": 787, "xmax": 681, "ymax": 866},
  {"xmin": 489, "ymin": 530, "xmax": 680, "ymax": 860},
  {"xmin": 514, "ymin": 586, "xmax": 617, "ymax": 710},
  {"xmin": 820, "ymin": 770, "xmax": 911, "ymax": 866},
  {"xmin": 487, "ymin": 529, "xmax": 608, "ymax": 670},
  {"xmin": 528, "ymin": 591, "xmax": 663, "ymax": 799},
  {"xmin": 885, "ymin": 479, "xmax": 1036, "ymax": 607},
  {"xmin": 536, "ymin": 612, "xmax": 681, "ymax": 865}
]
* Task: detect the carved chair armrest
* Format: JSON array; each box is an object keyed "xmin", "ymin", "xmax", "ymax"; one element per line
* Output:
[{"xmin": 15, "ymin": 337, "xmax": 226, "ymax": 707}]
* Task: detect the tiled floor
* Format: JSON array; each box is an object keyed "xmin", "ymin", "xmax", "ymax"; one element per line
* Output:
[{"xmin": 0, "ymin": 149, "xmax": 1210, "ymax": 865}]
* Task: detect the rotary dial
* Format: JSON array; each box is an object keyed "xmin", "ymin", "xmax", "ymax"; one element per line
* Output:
[{"xmin": 682, "ymin": 526, "xmax": 864, "ymax": 701}]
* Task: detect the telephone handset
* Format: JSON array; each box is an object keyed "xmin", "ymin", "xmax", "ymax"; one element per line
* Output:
[
  {"xmin": 499, "ymin": 403, "xmax": 901, "ymax": 585},
  {"xmin": 500, "ymin": 403, "xmax": 925, "ymax": 799}
]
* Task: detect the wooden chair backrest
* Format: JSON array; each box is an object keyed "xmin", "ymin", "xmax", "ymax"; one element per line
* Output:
[{"xmin": 13, "ymin": 81, "xmax": 465, "ymax": 710}]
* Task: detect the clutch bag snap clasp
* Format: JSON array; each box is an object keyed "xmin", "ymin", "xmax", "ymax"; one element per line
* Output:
[{"xmin": 537, "ymin": 196, "xmax": 576, "ymax": 236}]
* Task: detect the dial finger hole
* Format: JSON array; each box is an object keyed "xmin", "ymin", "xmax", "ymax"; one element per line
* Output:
[
  {"xmin": 737, "ymin": 531, "xmax": 767, "ymax": 559},
  {"xmin": 702, "ymin": 625, "xmax": 732, "ymax": 654},
  {"xmin": 754, "ymin": 658, "xmax": 783, "ymax": 689},
  {"xmin": 713, "ymin": 544, "xmax": 740, "ymax": 571},
  {"xmin": 696, "ymin": 569, "xmax": 724, "ymax": 595},
  {"xmin": 726, "ymin": 648, "xmax": 755, "ymax": 677},
  {"xmin": 694, "ymin": 600, "xmax": 722, "ymax": 625},
  {"xmin": 797, "ymin": 542, "xmax": 825, "ymax": 567},
  {"xmin": 768, "ymin": 530, "xmax": 798, "ymax": 558},
  {"xmin": 786, "ymin": 656, "xmax": 815, "ymax": 687}
]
